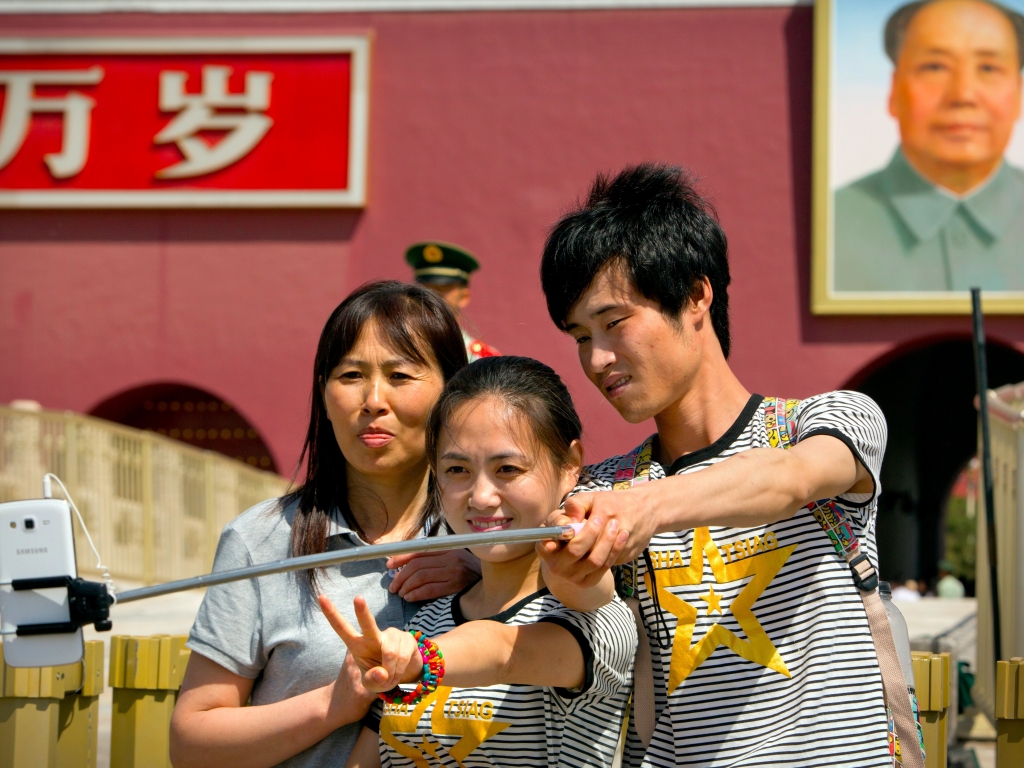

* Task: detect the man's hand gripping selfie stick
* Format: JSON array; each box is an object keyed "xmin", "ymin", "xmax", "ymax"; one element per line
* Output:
[{"xmin": 114, "ymin": 523, "xmax": 585, "ymax": 604}]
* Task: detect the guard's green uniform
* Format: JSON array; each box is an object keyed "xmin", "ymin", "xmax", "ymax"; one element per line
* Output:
[
  {"xmin": 834, "ymin": 149, "xmax": 1024, "ymax": 292},
  {"xmin": 405, "ymin": 242, "xmax": 500, "ymax": 362}
]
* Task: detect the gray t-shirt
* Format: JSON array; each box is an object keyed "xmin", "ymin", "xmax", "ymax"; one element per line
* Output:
[{"xmin": 187, "ymin": 498, "xmax": 423, "ymax": 768}]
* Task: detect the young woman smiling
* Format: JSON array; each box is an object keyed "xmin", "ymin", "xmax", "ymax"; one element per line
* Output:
[
  {"xmin": 170, "ymin": 282, "xmax": 481, "ymax": 768},
  {"xmin": 321, "ymin": 356, "xmax": 636, "ymax": 768}
]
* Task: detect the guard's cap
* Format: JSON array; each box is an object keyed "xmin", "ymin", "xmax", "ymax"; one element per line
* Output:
[{"xmin": 405, "ymin": 242, "xmax": 480, "ymax": 286}]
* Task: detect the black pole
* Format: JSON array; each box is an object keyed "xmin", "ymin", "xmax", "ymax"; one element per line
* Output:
[{"xmin": 971, "ymin": 287, "xmax": 1002, "ymax": 665}]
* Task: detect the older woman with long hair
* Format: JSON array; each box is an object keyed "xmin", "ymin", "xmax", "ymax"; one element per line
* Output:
[{"xmin": 170, "ymin": 281, "xmax": 479, "ymax": 768}]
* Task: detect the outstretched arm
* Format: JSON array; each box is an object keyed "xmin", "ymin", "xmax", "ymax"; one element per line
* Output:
[
  {"xmin": 320, "ymin": 595, "xmax": 587, "ymax": 692},
  {"xmin": 540, "ymin": 433, "xmax": 872, "ymax": 587}
]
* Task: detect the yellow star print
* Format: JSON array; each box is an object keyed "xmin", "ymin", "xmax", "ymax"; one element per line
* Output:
[
  {"xmin": 644, "ymin": 527, "xmax": 797, "ymax": 695},
  {"xmin": 380, "ymin": 686, "xmax": 511, "ymax": 767},
  {"xmin": 380, "ymin": 688, "xmax": 445, "ymax": 768},
  {"xmin": 698, "ymin": 584, "xmax": 722, "ymax": 615},
  {"xmin": 420, "ymin": 736, "xmax": 442, "ymax": 759}
]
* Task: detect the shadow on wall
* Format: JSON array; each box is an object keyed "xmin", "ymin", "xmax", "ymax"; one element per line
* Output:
[
  {"xmin": 90, "ymin": 382, "xmax": 278, "ymax": 473},
  {"xmin": 849, "ymin": 337, "xmax": 1024, "ymax": 586}
]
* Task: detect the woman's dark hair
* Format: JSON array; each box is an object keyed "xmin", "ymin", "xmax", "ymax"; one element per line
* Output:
[
  {"xmin": 285, "ymin": 280, "xmax": 467, "ymax": 590},
  {"xmin": 425, "ymin": 356, "xmax": 583, "ymax": 521},
  {"xmin": 540, "ymin": 163, "xmax": 732, "ymax": 358}
]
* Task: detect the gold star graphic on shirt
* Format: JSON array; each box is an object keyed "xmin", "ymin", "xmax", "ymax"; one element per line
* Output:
[
  {"xmin": 380, "ymin": 688, "xmax": 445, "ymax": 768},
  {"xmin": 430, "ymin": 687, "xmax": 511, "ymax": 766},
  {"xmin": 644, "ymin": 526, "xmax": 797, "ymax": 695},
  {"xmin": 420, "ymin": 736, "xmax": 442, "ymax": 759},
  {"xmin": 380, "ymin": 686, "xmax": 511, "ymax": 768},
  {"xmin": 698, "ymin": 584, "xmax": 722, "ymax": 615}
]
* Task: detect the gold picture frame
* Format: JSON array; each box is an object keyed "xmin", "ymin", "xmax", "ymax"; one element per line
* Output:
[{"xmin": 811, "ymin": 0, "xmax": 1024, "ymax": 314}]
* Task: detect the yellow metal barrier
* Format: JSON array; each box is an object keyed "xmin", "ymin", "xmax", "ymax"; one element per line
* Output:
[
  {"xmin": 109, "ymin": 635, "xmax": 191, "ymax": 768},
  {"xmin": 911, "ymin": 651, "xmax": 951, "ymax": 768},
  {"xmin": 0, "ymin": 639, "xmax": 105, "ymax": 768},
  {"xmin": 995, "ymin": 657, "xmax": 1024, "ymax": 766},
  {"xmin": 0, "ymin": 637, "xmax": 959, "ymax": 767},
  {"xmin": 0, "ymin": 405, "xmax": 289, "ymax": 583}
]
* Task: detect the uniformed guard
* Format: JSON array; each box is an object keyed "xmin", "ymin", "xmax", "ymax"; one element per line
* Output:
[{"xmin": 405, "ymin": 241, "xmax": 500, "ymax": 362}]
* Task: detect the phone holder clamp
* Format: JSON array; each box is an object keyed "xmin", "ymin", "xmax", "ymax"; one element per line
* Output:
[{"xmin": 10, "ymin": 577, "xmax": 113, "ymax": 635}]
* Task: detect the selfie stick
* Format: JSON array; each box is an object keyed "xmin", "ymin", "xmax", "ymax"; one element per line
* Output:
[{"xmin": 113, "ymin": 524, "xmax": 582, "ymax": 605}]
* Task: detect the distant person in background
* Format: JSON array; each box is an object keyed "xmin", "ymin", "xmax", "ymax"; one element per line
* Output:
[
  {"xmin": 936, "ymin": 559, "xmax": 967, "ymax": 597},
  {"xmin": 891, "ymin": 579, "xmax": 923, "ymax": 601},
  {"xmin": 835, "ymin": 0, "xmax": 1024, "ymax": 292},
  {"xmin": 406, "ymin": 242, "xmax": 500, "ymax": 362}
]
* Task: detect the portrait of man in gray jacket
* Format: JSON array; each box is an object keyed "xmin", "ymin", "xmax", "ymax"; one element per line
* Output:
[{"xmin": 834, "ymin": 0, "xmax": 1024, "ymax": 293}]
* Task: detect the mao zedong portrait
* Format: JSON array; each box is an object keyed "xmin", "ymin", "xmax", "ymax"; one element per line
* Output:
[{"xmin": 834, "ymin": 0, "xmax": 1024, "ymax": 292}]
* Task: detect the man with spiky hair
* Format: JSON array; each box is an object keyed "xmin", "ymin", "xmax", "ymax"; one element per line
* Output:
[{"xmin": 538, "ymin": 164, "xmax": 898, "ymax": 766}]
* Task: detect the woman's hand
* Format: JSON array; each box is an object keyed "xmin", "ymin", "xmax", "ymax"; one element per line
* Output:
[
  {"xmin": 319, "ymin": 595, "xmax": 421, "ymax": 693},
  {"xmin": 385, "ymin": 549, "xmax": 482, "ymax": 601},
  {"xmin": 325, "ymin": 652, "xmax": 377, "ymax": 729}
]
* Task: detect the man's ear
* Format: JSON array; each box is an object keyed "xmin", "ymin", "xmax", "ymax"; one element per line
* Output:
[
  {"xmin": 888, "ymin": 70, "xmax": 900, "ymax": 119},
  {"xmin": 690, "ymin": 277, "xmax": 713, "ymax": 321},
  {"xmin": 460, "ymin": 286, "xmax": 472, "ymax": 311}
]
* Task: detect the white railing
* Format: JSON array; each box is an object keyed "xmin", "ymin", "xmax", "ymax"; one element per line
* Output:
[
  {"xmin": 0, "ymin": 405, "xmax": 291, "ymax": 584},
  {"xmin": 974, "ymin": 382, "xmax": 1024, "ymax": 722}
]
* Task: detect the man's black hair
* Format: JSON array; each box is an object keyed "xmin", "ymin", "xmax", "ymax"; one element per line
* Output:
[
  {"xmin": 540, "ymin": 163, "xmax": 732, "ymax": 358},
  {"xmin": 885, "ymin": 1, "xmax": 1024, "ymax": 69}
]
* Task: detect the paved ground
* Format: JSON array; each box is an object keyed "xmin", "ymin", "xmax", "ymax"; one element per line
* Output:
[{"xmin": 899, "ymin": 597, "xmax": 978, "ymax": 661}]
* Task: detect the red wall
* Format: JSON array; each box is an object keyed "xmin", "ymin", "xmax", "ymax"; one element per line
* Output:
[{"xmin": 2, "ymin": 6, "xmax": 1023, "ymax": 475}]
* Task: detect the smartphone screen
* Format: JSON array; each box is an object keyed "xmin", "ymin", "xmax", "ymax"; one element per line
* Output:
[{"xmin": 0, "ymin": 499, "xmax": 83, "ymax": 667}]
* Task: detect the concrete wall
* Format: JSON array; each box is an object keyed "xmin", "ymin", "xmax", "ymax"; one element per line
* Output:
[{"xmin": 3, "ymin": 6, "xmax": 1024, "ymax": 474}]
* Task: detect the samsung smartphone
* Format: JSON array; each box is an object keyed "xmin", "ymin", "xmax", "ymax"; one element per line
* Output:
[{"xmin": 0, "ymin": 498, "xmax": 83, "ymax": 667}]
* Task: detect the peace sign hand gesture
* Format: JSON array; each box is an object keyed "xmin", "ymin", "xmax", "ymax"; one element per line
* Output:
[{"xmin": 319, "ymin": 594, "xmax": 421, "ymax": 693}]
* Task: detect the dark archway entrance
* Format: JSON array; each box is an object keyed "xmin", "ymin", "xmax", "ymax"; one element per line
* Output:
[
  {"xmin": 851, "ymin": 337, "xmax": 1024, "ymax": 585},
  {"xmin": 90, "ymin": 383, "xmax": 278, "ymax": 473}
]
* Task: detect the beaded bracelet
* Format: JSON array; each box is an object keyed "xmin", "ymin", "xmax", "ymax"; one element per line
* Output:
[{"xmin": 378, "ymin": 630, "xmax": 445, "ymax": 706}]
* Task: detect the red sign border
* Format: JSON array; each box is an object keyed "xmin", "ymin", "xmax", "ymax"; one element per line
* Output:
[{"xmin": 0, "ymin": 35, "xmax": 371, "ymax": 208}]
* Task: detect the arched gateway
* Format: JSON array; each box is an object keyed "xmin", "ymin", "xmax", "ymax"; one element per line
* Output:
[
  {"xmin": 849, "ymin": 337, "xmax": 1024, "ymax": 587},
  {"xmin": 89, "ymin": 383, "xmax": 278, "ymax": 473}
]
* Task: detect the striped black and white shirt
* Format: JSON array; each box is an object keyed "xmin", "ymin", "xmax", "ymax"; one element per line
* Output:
[
  {"xmin": 373, "ymin": 587, "xmax": 636, "ymax": 768},
  {"xmin": 578, "ymin": 391, "xmax": 891, "ymax": 768}
]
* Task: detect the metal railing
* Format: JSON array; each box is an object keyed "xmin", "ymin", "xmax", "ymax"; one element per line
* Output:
[
  {"xmin": 974, "ymin": 383, "xmax": 1024, "ymax": 724},
  {"xmin": 0, "ymin": 405, "xmax": 291, "ymax": 584}
]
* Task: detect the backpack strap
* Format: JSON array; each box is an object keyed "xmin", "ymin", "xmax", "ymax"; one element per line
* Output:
[
  {"xmin": 611, "ymin": 438, "xmax": 657, "ymax": 751},
  {"xmin": 764, "ymin": 397, "xmax": 925, "ymax": 768}
]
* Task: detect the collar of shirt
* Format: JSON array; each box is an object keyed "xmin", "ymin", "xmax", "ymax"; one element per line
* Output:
[
  {"xmin": 324, "ymin": 507, "xmax": 431, "ymax": 548},
  {"xmin": 325, "ymin": 509, "xmax": 365, "ymax": 546},
  {"xmin": 881, "ymin": 148, "xmax": 1019, "ymax": 244}
]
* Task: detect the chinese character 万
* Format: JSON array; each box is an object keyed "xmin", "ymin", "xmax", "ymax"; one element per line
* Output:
[
  {"xmin": 155, "ymin": 65, "xmax": 273, "ymax": 179},
  {"xmin": 0, "ymin": 67, "xmax": 104, "ymax": 178}
]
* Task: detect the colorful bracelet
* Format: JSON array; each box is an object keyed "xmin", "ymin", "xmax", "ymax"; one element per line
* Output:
[{"xmin": 378, "ymin": 630, "xmax": 445, "ymax": 706}]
